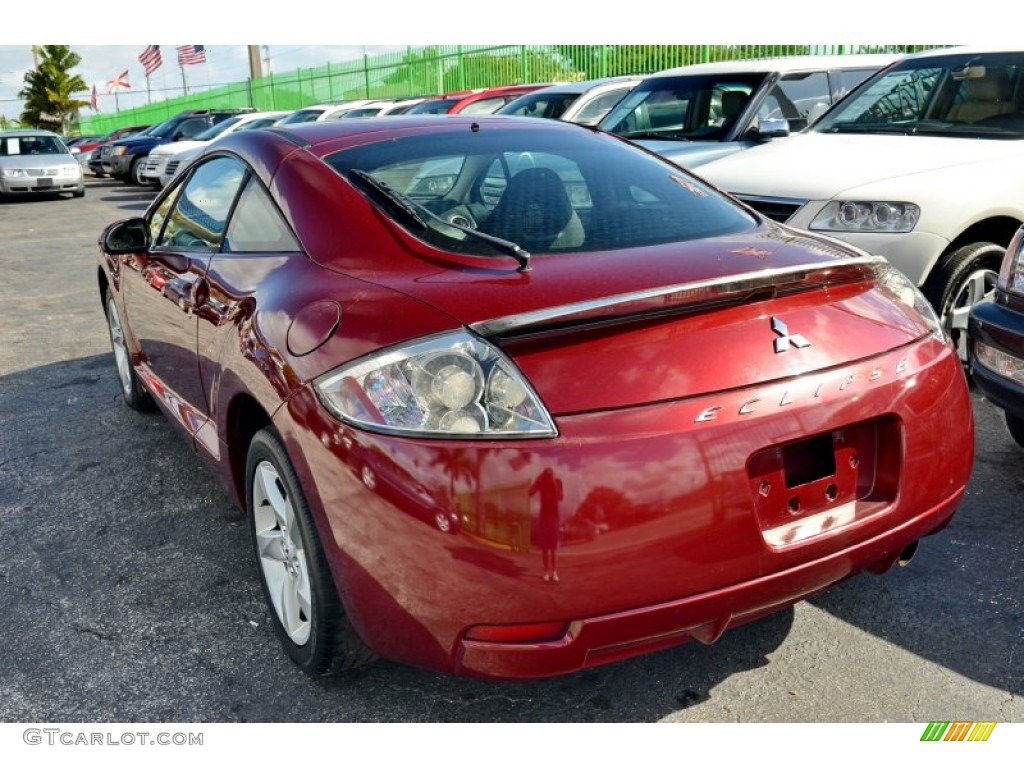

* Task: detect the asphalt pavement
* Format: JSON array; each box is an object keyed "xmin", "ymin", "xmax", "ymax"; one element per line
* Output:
[{"xmin": 0, "ymin": 179, "xmax": 1020, "ymax": 722}]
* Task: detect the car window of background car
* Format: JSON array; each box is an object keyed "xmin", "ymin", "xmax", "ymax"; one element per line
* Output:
[
  {"xmin": 757, "ymin": 72, "xmax": 830, "ymax": 132},
  {"xmin": 157, "ymin": 156, "xmax": 246, "ymax": 251},
  {"xmin": 174, "ymin": 117, "xmax": 209, "ymax": 140},
  {"xmin": 1, "ymin": 136, "xmax": 64, "ymax": 155},
  {"xmin": 816, "ymin": 66, "xmax": 945, "ymax": 127},
  {"xmin": 601, "ymin": 74, "xmax": 765, "ymax": 138},
  {"xmin": 405, "ymin": 99, "xmax": 461, "ymax": 114},
  {"xmin": 223, "ymin": 178, "xmax": 302, "ymax": 252},
  {"xmin": 195, "ymin": 117, "xmax": 242, "ymax": 142},
  {"xmin": 479, "ymin": 152, "xmax": 591, "ymax": 210},
  {"xmin": 502, "ymin": 94, "xmax": 577, "ymax": 119},
  {"xmin": 458, "ymin": 97, "xmax": 509, "ymax": 115},
  {"xmin": 828, "ymin": 67, "xmax": 886, "ymax": 102},
  {"xmin": 571, "ymin": 88, "xmax": 633, "ymax": 125}
]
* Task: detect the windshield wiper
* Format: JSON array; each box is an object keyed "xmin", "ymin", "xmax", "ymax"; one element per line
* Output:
[{"xmin": 350, "ymin": 169, "xmax": 532, "ymax": 272}]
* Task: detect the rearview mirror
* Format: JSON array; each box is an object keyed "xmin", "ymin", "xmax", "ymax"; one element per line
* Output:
[{"xmin": 101, "ymin": 218, "xmax": 150, "ymax": 254}]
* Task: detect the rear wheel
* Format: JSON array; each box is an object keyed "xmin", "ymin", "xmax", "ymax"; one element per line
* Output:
[
  {"xmin": 1006, "ymin": 413, "xmax": 1024, "ymax": 449},
  {"xmin": 923, "ymin": 242, "xmax": 1002, "ymax": 363},
  {"xmin": 246, "ymin": 428, "xmax": 374, "ymax": 676}
]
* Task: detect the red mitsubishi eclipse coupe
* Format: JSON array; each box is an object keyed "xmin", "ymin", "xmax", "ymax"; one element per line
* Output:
[{"xmin": 97, "ymin": 116, "xmax": 974, "ymax": 679}]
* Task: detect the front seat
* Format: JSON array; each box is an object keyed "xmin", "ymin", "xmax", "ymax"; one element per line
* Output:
[
  {"xmin": 482, "ymin": 167, "xmax": 584, "ymax": 251},
  {"xmin": 948, "ymin": 70, "xmax": 1014, "ymax": 123}
]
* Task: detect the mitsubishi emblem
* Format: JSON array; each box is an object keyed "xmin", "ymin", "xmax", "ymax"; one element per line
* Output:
[{"xmin": 771, "ymin": 317, "xmax": 810, "ymax": 353}]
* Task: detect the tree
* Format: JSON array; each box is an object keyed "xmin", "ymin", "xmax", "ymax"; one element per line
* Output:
[{"xmin": 18, "ymin": 45, "xmax": 89, "ymax": 132}]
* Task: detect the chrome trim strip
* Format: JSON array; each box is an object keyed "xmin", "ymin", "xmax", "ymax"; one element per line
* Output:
[{"xmin": 470, "ymin": 255, "xmax": 886, "ymax": 337}]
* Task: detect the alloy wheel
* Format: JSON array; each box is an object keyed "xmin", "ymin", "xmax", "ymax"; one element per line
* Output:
[{"xmin": 252, "ymin": 460, "xmax": 312, "ymax": 645}]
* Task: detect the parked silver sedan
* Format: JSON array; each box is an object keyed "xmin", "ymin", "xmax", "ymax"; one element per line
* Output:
[{"xmin": 0, "ymin": 129, "xmax": 85, "ymax": 199}]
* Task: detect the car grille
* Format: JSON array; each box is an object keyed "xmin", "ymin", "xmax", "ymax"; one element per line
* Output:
[
  {"xmin": 165, "ymin": 161, "xmax": 180, "ymax": 175},
  {"xmin": 734, "ymin": 195, "xmax": 807, "ymax": 223},
  {"xmin": 26, "ymin": 169, "xmax": 59, "ymax": 177}
]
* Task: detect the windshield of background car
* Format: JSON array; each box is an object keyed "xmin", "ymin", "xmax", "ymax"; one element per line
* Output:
[
  {"xmin": 814, "ymin": 52, "xmax": 1024, "ymax": 138},
  {"xmin": 194, "ymin": 117, "xmax": 242, "ymax": 141},
  {"xmin": 498, "ymin": 93, "xmax": 578, "ymax": 119},
  {"xmin": 0, "ymin": 135, "xmax": 67, "ymax": 155},
  {"xmin": 600, "ymin": 73, "xmax": 766, "ymax": 140},
  {"xmin": 145, "ymin": 118, "xmax": 178, "ymax": 139},
  {"xmin": 324, "ymin": 126, "xmax": 756, "ymax": 257}
]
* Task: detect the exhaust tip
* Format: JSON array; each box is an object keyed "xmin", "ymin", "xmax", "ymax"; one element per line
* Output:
[{"xmin": 897, "ymin": 540, "xmax": 919, "ymax": 568}]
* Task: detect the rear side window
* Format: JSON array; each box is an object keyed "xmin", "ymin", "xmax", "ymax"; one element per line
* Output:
[{"xmin": 224, "ymin": 178, "xmax": 301, "ymax": 252}]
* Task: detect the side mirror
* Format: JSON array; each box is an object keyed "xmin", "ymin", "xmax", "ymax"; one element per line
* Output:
[
  {"xmin": 754, "ymin": 118, "xmax": 790, "ymax": 139},
  {"xmin": 101, "ymin": 218, "xmax": 150, "ymax": 254}
]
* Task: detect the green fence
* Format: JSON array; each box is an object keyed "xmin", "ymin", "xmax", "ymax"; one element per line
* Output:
[{"xmin": 75, "ymin": 44, "xmax": 941, "ymax": 133}]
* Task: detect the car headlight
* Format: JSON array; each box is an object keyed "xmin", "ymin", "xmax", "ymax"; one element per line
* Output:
[
  {"xmin": 999, "ymin": 230, "xmax": 1024, "ymax": 296},
  {"xmin": 873, "ymin": 263, "xmax": 944, "ymax": 342},
  {"xmin": 111, "ymin": 146, "xmax": 128, "ymax": 156},
  {"xmin": 810, "ymin": 201, "xmax": 920, "ymax": 233},
  {"xmin": 2, "ymin": 168, "xmax": 27, "ymax": 178},
  {"xmin": 314, "ymin": 331, "xmax": 557, "ymax": 438}
]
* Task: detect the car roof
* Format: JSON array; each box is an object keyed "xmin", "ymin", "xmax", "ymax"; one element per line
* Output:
[
  {"xmin": 0, "ymin": 128, "xmax": 61, "ymax": 138},
  {"xmin": 518, "ymin": 76, "xmax": 645, "ymax": 98},
  {"xmin": 650, "ymin": 52, "xmax": 903, "ymax": 77},
  {"xmin": 269, "ymin": 113, "xmax": 584, "ymax": 150},
  {"xmin": 900, "ymin": 45, "xmax": 1023, "ymax": 60}
]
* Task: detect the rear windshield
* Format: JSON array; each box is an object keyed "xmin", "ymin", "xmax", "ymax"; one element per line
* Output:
[
  {"xmin": 324, "ymin": 124, "xmax": 755, "ymax": 257},
  {"xmin": 815, "ymin": 51, "xmax": 1024, "ymax": 138}
]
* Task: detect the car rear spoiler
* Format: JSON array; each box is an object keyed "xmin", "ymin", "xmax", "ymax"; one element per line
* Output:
[{"xmin": 470, "ymin": 254, "xmax": 887, "ymax": 340}]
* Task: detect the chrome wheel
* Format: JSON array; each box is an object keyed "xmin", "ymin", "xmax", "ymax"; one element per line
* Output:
[
  {"xmin": 106, "ymin": 298, "xmax": 132, "ymax": 398},
  {"xmin": 943, "ymin": 267, "xmax": 998, "ymax": 361},
  {"xmin": 252, "ymin": 460, "xmax": 312, "ymax": 646}
]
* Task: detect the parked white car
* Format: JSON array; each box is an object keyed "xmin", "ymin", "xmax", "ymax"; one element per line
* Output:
[
  {"xmin": 496, "ymin": 76, "xmax": 643, "ymax": 125},
  {"xmin": 274, "ymin": 100, "xmax": 377, "ymax": 124},
  {"xmin": 697, "ymin": 46, "xmax": 1023, "ymax": 360},
  {"xmin": 601, "ymin": 53, "xmax": 901, "ymax": 169},
  {"xmin": 141, "ymin": 111, "xmax": 288, "ymax": 186}
]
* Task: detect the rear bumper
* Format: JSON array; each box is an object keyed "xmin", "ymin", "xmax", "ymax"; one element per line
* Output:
[
  {"xmin": 273, "ymin": 334, "xmax": 973, "ymax": 679},
  {"xmin": 455, "ymin": 487, "xmax": 960, "ymax": 679}
]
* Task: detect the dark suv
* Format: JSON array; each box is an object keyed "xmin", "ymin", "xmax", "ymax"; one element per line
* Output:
[{"xmin": 100, "ymin": 109, "xmax": 253, "ymax": 185}]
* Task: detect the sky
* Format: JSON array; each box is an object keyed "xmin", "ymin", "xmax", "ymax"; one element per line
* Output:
[{"xmin": 0, "ymin": 2, "xmax": 1005, "ymax": 123}]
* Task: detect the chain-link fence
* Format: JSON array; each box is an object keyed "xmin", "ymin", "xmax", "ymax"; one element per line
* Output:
[{"xmin": 76, "ymin": 44, "xmax": 942, "ymax": 133}]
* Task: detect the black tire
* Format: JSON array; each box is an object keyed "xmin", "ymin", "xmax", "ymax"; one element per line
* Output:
[
  {"xmin": 71, "ymin": 189, "xmax": 85, "ymax": 198},
  {"xmin": 104, "ymin": 293, "xmax": 155, "ymax": 412},
  {"xmin": 126, "ymin": 157, "xmax": 146, "ymax": 186},
  {"xmin": 246, "ymin": 428, "xmax": 375, "ymax": 676},
  {"xmin": 923, "ymin": 241, "xmax": 1003, "ymax": 363},
  {"xmin": 1006, "ymin": 413, "xmax": 1024, "ymax": 449}
]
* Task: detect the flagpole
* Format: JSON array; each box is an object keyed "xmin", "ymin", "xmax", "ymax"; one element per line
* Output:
[
  {"xmin": 181, "ymin": 65, "xmax": 188, "ymax": 96},
  {"xmin": 146, "ymin": 74, "xmax": 152, "ymax": 104},
  {"xmin": 114, "ymin": 90, "xmax": 120, "ymax": 112}
]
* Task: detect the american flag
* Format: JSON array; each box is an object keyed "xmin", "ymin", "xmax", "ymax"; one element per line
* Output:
[
  {"xmin": 106, "ymin": 70, "xmax": 130, "ymax": 94},
  {"xmin": 90, "ymin": 85, "xmax": 99, "ymax": 111},
  {"xmin": 139, "ymin": 45, "xmax": 162, "ymax": 77},
  {"xmin": 177, "ymin": 45, "xmax": 207, "ymax": 66}
]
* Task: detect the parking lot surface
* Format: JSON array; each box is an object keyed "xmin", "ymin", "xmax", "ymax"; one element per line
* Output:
[{"xmin": 0, "ymin": 180, "xmax": 1020, "ymax": 722}]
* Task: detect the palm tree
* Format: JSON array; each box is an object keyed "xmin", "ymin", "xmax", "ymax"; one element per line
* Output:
[{"xmin": 18, "ymin": 45, "xmax": 89, "ymax": 133}]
